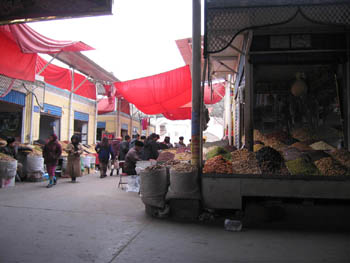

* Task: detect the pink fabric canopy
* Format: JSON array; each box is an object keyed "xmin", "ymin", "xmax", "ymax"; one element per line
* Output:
[
  {"xmin": 36, "ymin": 56, "xmax": 97, "ymax": 100},
  {"xmin": 0, "ymin": 24, "xmax": 94, "ymax": 54},
  {"xmin": 115, "ymin": 65, "xmax": 192, "ymax": 115}
]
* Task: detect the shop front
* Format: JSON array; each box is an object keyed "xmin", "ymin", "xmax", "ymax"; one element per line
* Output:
[
  {"xmin": 39, "ymin": 103, "xmax": 62, "ymax": 142},
  {"xmin": 0, "ymin": 90, "xmax": 26, "ymax": 142},
  {"xmin": 74, "ymin": 111, "xmax": 89, "ymax": 144}
]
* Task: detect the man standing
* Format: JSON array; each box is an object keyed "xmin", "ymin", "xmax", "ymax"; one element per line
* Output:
[
  {"xmin": 95, "ymin": 137, "xmax": 114, "ymax": 178},
  {"xmin": 119, "ymin": 135, "xmax": 131, "ymax": 161},
  {"xmin": 142, "ymin": 133, "xmax": 159, "ymax": 160},
  {"xmin": 175, "ymin": 136, "xmax": 186, "ymax": 148},
  {"xmin": 124, "ymin": 140, "xmax": 144, "ymax": 175},
  {"xmin": 129, "ymin": 134, "xmax": 140, "ymax": 148}
]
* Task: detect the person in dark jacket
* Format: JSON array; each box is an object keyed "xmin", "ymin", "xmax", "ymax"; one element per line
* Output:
[
  {"xmin": 0, "ymin": 137, "xmax": 32, "ymax": 180},
  {"xmin": 95, "ymin": 137, "xmax": 114, "ymax": 178},
  {"xmin": 119, "ymin": 135, "xmax": 131, "ymax": 161},
  {"xmin": 142, "ymin": 133, "xmax": 159, "ymax": 160},
  {"xmin": 129, "ymin": 134, "xmax": 140, "ymax": 149},
  {"xmin": 109, "ymin": 137, "xmax": 122, "ymax": 176},
  {"xmin": 124, "ymin": 140, "xmax": 144, "ymax": 175},
  {"xmin": 42, "ymin": 134, "xmax": 62, "ymax": 188}
]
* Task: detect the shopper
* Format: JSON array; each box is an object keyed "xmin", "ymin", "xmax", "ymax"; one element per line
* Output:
[
  {"xmin": 129, "ymin": 134, "xmax": 140, "ymax": 149},
  {"xmin": 109, "ymin": 137, "xmax": 122, "ymax": 176},
  {"xmin": 95, "ymin": 137, "xmax": 114, "ymax": 178},
  {"xmin": 119, "ymin": 135, "xmax": 131, "ymax": 161},
  {"xmin": 0, "ymin": 137, "xmax": 32, "ymax": 180},
  {"xmin": 163, "ymin": 136, "xmax": 173, "ymax": 148},
  {"xmin": 175, "ymin": 136, "xmax": 186, "ymax": 148},
  {"xmin": 124, "ymin": 140, "xmax": 144, "ymax": 175},
  {"xmin": 140, "ymin": 135, "xmax": 146, "ymax": 143},
  {"xmin": 65, "ymin": 135, "xmax": 83, "ymax": 183},
  {"xmin": 42, "ymin": 134, "xmax": 62, "ymax": 188},
  {"xmin": 142, "ymin": 133, "xmax": 159, "ymax": 160}
]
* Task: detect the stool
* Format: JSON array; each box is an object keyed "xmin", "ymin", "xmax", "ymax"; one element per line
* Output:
[{"xmin": 118, "ymin": 161, "xmax": 128, "ymax": 189}]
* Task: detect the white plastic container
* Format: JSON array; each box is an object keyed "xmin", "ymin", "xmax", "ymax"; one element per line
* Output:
[{"xmin": 26, "ymin": 156, "xmax": 44, "ymax": 174}]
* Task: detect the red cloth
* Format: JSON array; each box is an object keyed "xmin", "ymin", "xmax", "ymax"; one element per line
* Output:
[
  {"xmin": 98, "ymin": 98, "xmax": 116, "ymax": 114},
  {"xmin": 120, "ymin": 99, "xmax": 130, "ymax": 115},
  {"xmin": 0, "ymin": 24, "xmax": 94, "ymax": 54},
  {"xmin": 204, "ymin": 82, "xmax": 225, "ymax": 105},
  {"xmin": 0, "ymin": 31, "xmax": 37, "ymax": 81},
  {"xmin": 36, "ymin": 56, "xmax": 96, "ymax": 100},
  {"xmin": 142, "ymin": 118, "xmax": 149, "ymax": 130},
  {"xmin": 115, "ymin": 65, "xmax": 192, "ymax": 115},
  {"xmin": 162, "ymin": 108, "xmax": 192, "ymax": 120}
]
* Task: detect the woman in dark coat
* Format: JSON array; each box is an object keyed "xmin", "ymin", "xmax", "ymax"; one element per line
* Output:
[
  {"xmin": 43, "ymin": 134, "xmax": 62, "ymax": 188},
  {"xmin": 95, "ymin": 137, "xmax": 114, "ymax": 178}
]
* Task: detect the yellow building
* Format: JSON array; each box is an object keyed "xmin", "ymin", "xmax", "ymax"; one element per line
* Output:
[{"xmin": 97, "ymin": 112, "xmax": 155, "ymax": 140}]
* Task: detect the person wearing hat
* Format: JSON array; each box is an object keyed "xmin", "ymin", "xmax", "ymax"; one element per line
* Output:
[
  {"xmin": 42, "ymin": 134, "xmax": 62, "ymax": 188},
  {"xmin": 65, "ymin": 135, "xmax": 84, "ymax": 183},
  {"xmin": 124, "ymin": 140, "xmax": 144, "ymax": 175},
  {"xmin": 0, "ymin": 137, "xmax": 32, "ymax": 180},
  {"xmin": 175, "ymin": 136, "xmax": 186, "ymax": 148}
]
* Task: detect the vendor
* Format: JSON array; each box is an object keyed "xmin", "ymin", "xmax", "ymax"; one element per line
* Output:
[
  {"xmin": 175, "ymin": 136, "xmax": 186, "ymax": 148},
  {"xmin": 124, "ymin": 140, "xmax": 144, "ymax": 175},
  {"xmin": 0, "ymin": 137, "xmax": 32, "ymax": 179}
]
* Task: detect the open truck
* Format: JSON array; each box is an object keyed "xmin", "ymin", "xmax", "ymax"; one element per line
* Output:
[{"xmin": 201, "ymin": 0, "xmax": 350, "ymax": 211}]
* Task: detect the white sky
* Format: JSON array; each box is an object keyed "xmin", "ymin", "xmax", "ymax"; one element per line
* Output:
[{"xmin": 30, "ymin": 0, "xmax": 202, "ymax": 81}]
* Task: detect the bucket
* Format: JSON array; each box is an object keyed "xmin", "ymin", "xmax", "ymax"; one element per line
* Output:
[
  {"xmin": 0, "ymin": 160, "xmax": 17, "ymax": 180},
  {"xmin": 26, "ymin": 156, "xmax": 44, "ymax": 174}
]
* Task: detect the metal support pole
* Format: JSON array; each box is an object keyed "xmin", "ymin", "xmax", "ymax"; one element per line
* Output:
[
  {"xmin": 346, "ymin": 33, "xmax": 350, "ymax": 149},
  {"xmin": 130, "ymin": 104, "xmax": 133, "ymax": 136},
  {"xmin": 29, "ymin": 90, "xmax": 34, "ymax": 144},
  {"xmin": 68, "ymin": 68, "xmax": 74, "ymax": 140},
  {"xmin": 94, "ymin": 83, "xmax": 98, "ymax": 144},
  {"xmin": 226, "ymin": 75, "xmax": 233, "ymax": 145},
  {"xmin": 117, "ymin": 98, "xmax": 121, "ymax": 138},
  {"xmin": 244, "ymin": 31, "xmax": 253, "ymax": 151},
  {"xmin": 191, "ymin": 0, "xmax": 201, "ymax": 168}
]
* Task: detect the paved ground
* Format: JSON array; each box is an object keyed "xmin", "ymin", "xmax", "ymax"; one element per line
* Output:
[{"xmin": 0, "ymin": 172, "xmax": 349, "ymax": 263}]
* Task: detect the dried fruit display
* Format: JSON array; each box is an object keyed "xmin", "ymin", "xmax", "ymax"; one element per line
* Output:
[
  {"xmin": 329, "ymin": 149, "xmax": 350, "ymax": 169},
  {"xmin": 314, "ymin": 157, "xmax": 347, "ymax": 176},
  {"xmin": 290, "ymin": 142, "xmax": 313, "ymax": 152},
  {"xmin": 157, "ymin": 151, "xmax": 175, "ymax": 162},
  {"xmin": 203, "ymin": 155, "xmax": 233, "ymax": 174},
  {"xmin": 231, "ymin": 149, "xmax": 261, "ymax": 174},
  {"xmin": 254, "ymin": 144, "xmax": 264, "ymax": 153},
  {"xmin": 256, "ymin": 147, "xmax": 286, "ymax": 174},
  {"xmin": 0, "ymin": 139, "xmax": 6, "ymax": 146},
  {"xmin": 172, "ymin": 162, "xmax": 196, "ymax": 173},
  {"xmin": 174, "ymin": 152, "xmax": 191, "ymax": 161},
  {"xmin": 285, "ymin": 158, "xmax": 320, "ymax": 175},
  {"xmin": 145, "ymin": 164, "xmax": 164, "ymax": 171},
  {"xmin": 309, "ymin": 141, "xmax": 335, "ymax": 151},
  {"xmin": 292, "ymin": 127, "xmax": 319, "ymax": 142},
  {"xmin": 265, "ymin": 131, "xmax": 298, "ymax": 145},
  {"xmin": 0, "ymin": 153, "xmax": 15, "ymax": 161},
  {"xmin": 206, "ymin": 146, "xmax": 232, "ymax": 161},
  {"xmin": 264, "ymin": 138, "xmax": 287, "ymax": 151}
]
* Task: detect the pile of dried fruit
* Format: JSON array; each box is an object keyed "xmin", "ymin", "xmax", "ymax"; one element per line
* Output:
[
  {"xmin": 256, "ymin": 147, "xmax": 286, "ymax": 174},
  {"xmin": 309, "ymin": 141, "xmax": 335, "ymax": 151},
  {"xmin": 231, "ymin": 149, "xmax": 261, "ymax": 174},
  {"xmin": 329, "ymin": 149, "xmax": 350, "ymax": 169},
  {"xmin": 172, "ymin": 162, "xmax": 196, "ymax": 173},
  {"xmin": 254, "ymin": 129, "xmax": 265, "ymax": 142},
  {"xmin": 157, "ymin": 151, "xmax": 175, "ymax": 162},
  {"xmin": 265, "ymin": 131, "xmax": 297, "ymax": 145},
  {"xmin": 290, "ymin": 142, "xmax": 313, "ymax": 152},
  {"xmin": 174, "ymin": 152, "xmax": 191, "ymax": 161},
  {"xmin": 254, "ymin": 144, "xmax": 264, "ymax": 153},
  {"xmin": 203, "ymin": 155, "xmax": 233, "ymax": 174},
  {"xmin": 314, "ymin": 157, "xmax": 347, "ymax": 176},
  {"xmin": 263, "ymin": 138, "xmax": 287, "ymax": 151},
  {"xmin": 292, "ymin": 127, "xmax": 319, "ymax": 142},
  {"xmin": 163, "ymin": 159, "xmax": 181, "ymax": 166},
  {"xmin": 206, "ymin": 146, "xmax": 232, "ymax": 161},
  {"xmin": 285, "ymin": 158, "xmax": 320, "ymax": 175},
  {"xmin": 145, "ymin": 164, "xmax": 165, "ymax": 171},
  {"xmin": 0, "ymin": 153, "xmax": 15, "ymax": 161}
]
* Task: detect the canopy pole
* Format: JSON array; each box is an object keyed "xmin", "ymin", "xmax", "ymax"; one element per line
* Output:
[
  {"xmin": 191, "ymin": 0, "xmax": 201, "ymax": 168},
  {"xmin": 225, "ymin": 74, "xmax": 232, "ymax": 145},
  {"xmin": 68, "ymin": 68, "xmax": 74, "ymax": 140},
  {"xmin": 37, "ymin": 52, "xmax": 61, "ymax": 75},
  {"xmin": 94, "ymin": 83, "xmax": 98, "ymax": 144},
  {"xmin": 117, "ymin": 98, "xmax": 121, "ymax": 138}
]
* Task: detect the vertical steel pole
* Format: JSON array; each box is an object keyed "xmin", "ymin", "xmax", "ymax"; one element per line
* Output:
[
  {"xmin": 94, "ymin": 83, "xmax": 98, "ymax": 144},
  {"xmin": 68, "ymin": 68, "xmax": 74, "ymax": 140},
  {"xmin": 244, "ymin": 31, "xmax": 253, "ymax": 151},
  {"xmin": 117, "ymin": 98, "xmax": 121, "ymax": 138},
  {"xmin": 227, "ymin": 75, "xmax": 233, "ymax": 145},
  {"xmin": 191, "ymin": 0, "xmax": 201, "ymax": 168}
]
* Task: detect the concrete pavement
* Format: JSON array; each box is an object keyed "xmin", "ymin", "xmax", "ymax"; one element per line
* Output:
[{"xmin": 0, "ymin": 173, "xmax": 349, "ymax": 263}]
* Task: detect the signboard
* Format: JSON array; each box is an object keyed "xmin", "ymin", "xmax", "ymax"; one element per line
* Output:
[{"xmin": 0, "ymin": 0, "xmax": 113, "ymax": 25}]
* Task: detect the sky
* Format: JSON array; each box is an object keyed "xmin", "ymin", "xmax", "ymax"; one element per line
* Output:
[{"xmin": 30, "ymin": 0, "xmax": 200, "ymax": 81}]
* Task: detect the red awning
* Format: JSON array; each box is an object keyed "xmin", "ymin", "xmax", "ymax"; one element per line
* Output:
[
  {"xmin": 115, "ymin": 65, "xmax": 192, "ymax": 115},
  {"xmin": 98, "ymin": 98, "xmax": 130, "ymax": 115},
  {"xmin": 36, "ymin": 56, "xmax": 96, "ymax": 100},
  {"xmin": 162, "ymin": 108, "xmax": 192, "ymax": 120},
  {"xmin": 0, "ymin": 24, "xmax": 94, "ymax": 54},
  {"xmin": 0, "ymin": 30, "xmax": 37, "ymax": 81}
]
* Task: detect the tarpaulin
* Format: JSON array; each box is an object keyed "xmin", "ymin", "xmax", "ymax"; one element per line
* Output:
[
  {"xmin": 115, "ymin": 65, "xmax": 192, "ymax": 115},
  {"xmin": 98, "ymin": 98, "xmax": 116, "ymax": 114},
  {"xmin": 161, "ymin": 82, "xmax": 225, "ymax": 120},
  {"xmin": 36, "ymin": 56, "xmax": 96, "ymax": 100},
  {"xmin": 0, "ymin": 31, "xmax": 37, "ymax": 81},
  {"xmin": 0, "ymin": 24, "xmax": 94, "ymax": 54},
  {"xmin": 97, "ymin": 98, "xmax": 130, "ymax": 115}
]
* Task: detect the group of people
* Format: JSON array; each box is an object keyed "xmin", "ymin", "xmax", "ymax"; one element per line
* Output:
[
  {"xmin": 95, "ymin": 133, "xmax": 188, "ymax": 176},
  {"xmin": 0, "ymin": 133, "xmax": 188, "ymax": 188}
]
